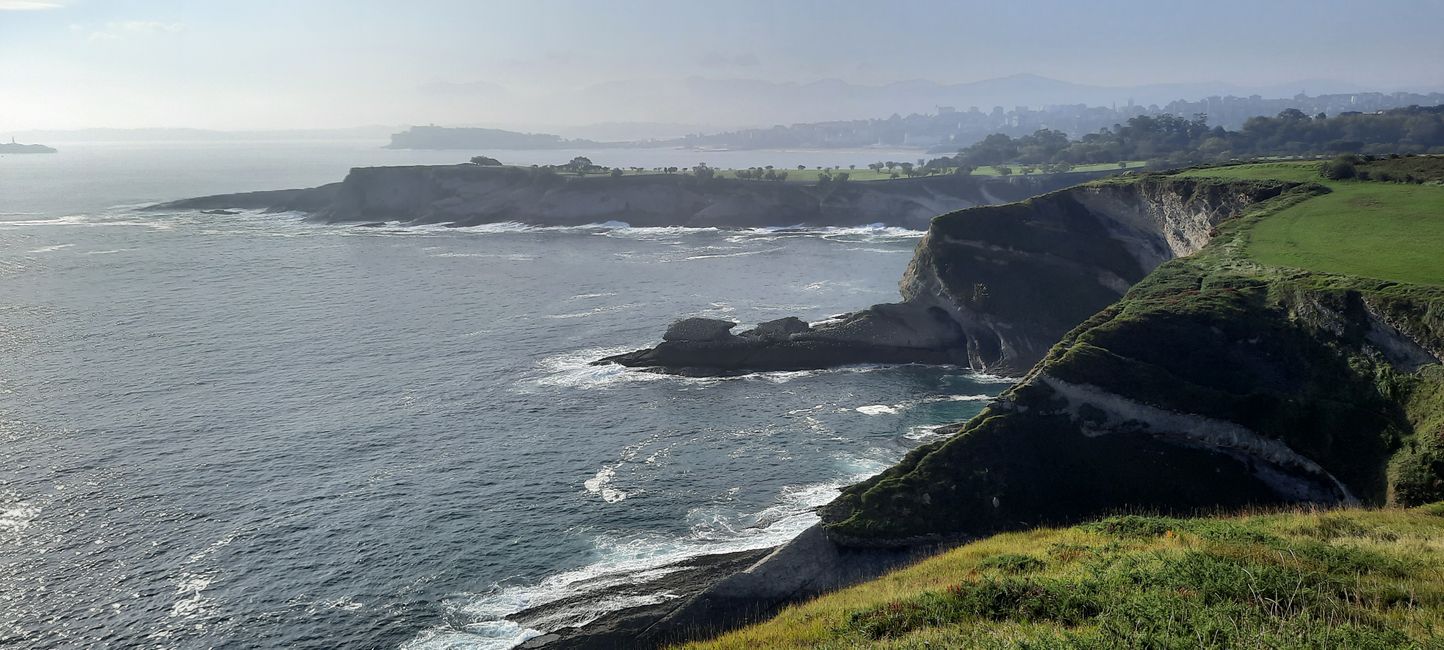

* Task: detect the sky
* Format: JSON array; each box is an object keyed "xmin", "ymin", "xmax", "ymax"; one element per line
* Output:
[{"xmin": 2, "ymin": 0, "xmax": 1443, "ymax": 131}]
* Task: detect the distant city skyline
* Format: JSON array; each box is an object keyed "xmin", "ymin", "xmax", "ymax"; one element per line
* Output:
[{"xmin": 3, "ymin": 0, "xmax": 1442, "ymax": 130}]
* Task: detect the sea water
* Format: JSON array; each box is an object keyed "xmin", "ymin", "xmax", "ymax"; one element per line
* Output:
[{"xmin": 0, "ymin": 141, "xmax": 1001, "ymax": 648}]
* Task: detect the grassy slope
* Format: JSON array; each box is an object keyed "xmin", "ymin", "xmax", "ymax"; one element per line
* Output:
[{"xmin": 683, "ymin": 506, "xmax": 1444, "ymax": 649}]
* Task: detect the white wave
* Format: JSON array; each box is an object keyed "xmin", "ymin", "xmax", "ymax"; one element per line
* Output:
[
  {"xmin": 681, "ymin": 246, "xmax": 784, "ymax": 261},
  {"xmin": 722, "ymin": 224, "xmax": 924, "ymax": 244},
  {"xmin": 855, "ymin": 404, "xmax": 901, "ymax": 416},
  {"xmin": 845, "ymin": 246, "xmax": 913, "ymax": 254},
  {"xmin": 601, "ymin": 225, "xmax": 719, "ymax": 240},
  {"xmin": 583, "ymin": 466, "xmax": 628, "ymax": 503},
  {"xmin": 429, "ymin": 252, "xmax": 537, "ymax": 261},
  {"xmin": 526, "ymin": 348, "xmax": 910, "ymax": 392},
  {"xmin": 567, "ymin": 292, "xmax": 618, "ymax": 301},
  {"xmin": 82, "ymin": 249, "xmax": 128, "ymax": 255},
  {"xmin": 0, "ymin": 214, "xmax": 175, "ymax": 230},
  {"xmin": 168, "ymin": 572, "xmax": 216, "ymax": 619},
  {"xmin": 922, "ymin": 394, "xmax": 995, "ymax": 403},
  {"xmin": 903, "ymin": 424, "xmax": 951, "ymax": 442},
  {"xmin": 968, "ymin": 372, "xmax": 1022, "ymax": 384},
  {"xmin": 543, "ymin": 303, "xmax": 638, "ymax": 320},
  {"xmin": 26, "ymin": 243, "xmax": 74, "ymax": 253},
  {"xmin": 523, "ymin": 347, "xmax": 672, "ymax": 391}
]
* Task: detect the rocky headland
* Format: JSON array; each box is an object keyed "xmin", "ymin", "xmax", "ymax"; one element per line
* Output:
[{"xmin": 144, "ymin": 164, "xmax": 1112, "ymax": 229}]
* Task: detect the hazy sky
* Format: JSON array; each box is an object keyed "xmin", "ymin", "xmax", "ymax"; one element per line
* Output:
[{"xmin": 3, "ymin": 0, "xmax": 1443, "ymax": 130}]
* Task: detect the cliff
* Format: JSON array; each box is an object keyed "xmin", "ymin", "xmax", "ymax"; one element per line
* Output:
[
  {"xmin": 605, "ymin": 175, "xmax": 1298, "ymax": 377},
  {"xmin": 146, "ymin": 164, "xmax": 1110, "ymax": 229},
  {"xmin": 821, "ymin": 163, "xmax": 1444, "ymax": 545}
]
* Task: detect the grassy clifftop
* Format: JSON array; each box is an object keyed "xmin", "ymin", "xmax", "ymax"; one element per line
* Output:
[{"xmin": 683, "ymin": 505, "xmax": 1444, "ymax": 649}]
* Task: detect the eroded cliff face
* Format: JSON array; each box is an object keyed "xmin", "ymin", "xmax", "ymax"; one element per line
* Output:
[
  {"xmin": 822, "ymin": 186, "xmax": 1444, "ymax": 545},
  {"xmin": 898, "ymin": 177, "xmax": 1296, "ymax": 374},
  {"xmin": 600, "ymin": 176, "xmax": 1300, "ymax": 377}
]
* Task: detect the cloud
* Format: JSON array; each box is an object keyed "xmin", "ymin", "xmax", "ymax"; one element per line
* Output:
[
  {"xmin": 85, "ymin": 20, "xmax": 184, "ymax": 41},
  {"xmin": 0, "ymin": 1, "xmax": 65, "ymax": 9}
]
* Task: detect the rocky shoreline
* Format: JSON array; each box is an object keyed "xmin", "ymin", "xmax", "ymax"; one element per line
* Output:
[{"xmin": 516, "ymin": 526, "xmax": 954, "ymax": 649}]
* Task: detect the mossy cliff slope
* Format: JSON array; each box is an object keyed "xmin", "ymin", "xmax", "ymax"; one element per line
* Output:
[{"xmin": 823, "ymin": 168, "xmax": 1444, "ymax": 545}]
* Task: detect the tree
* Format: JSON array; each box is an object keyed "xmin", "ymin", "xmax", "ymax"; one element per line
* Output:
[
  {"xmin": 469, "ymin": 155, "xmax": 502, "ymax": 166},
  {"xmin": 1117, "ymin": 161, "xmax": 1128, "ymax": 169},
  {"xmin": 610, "ymin": 168, "xmax": 624, "ymax": 178},
  {"xmin": 835, "ymin": 172, "xmax": 850, "ymax": 183},
  {"xmin": 995, "ymin": 165, "xmax": 1013, "ymax": 176},
  {"xmin": 797, "ymin": 164, "xmax": 806, "ymax": 171}
]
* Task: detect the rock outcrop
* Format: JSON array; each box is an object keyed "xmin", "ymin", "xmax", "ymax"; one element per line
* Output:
[
  {"xmin": 145, "ymin": 164, "xmax": 1110, "ymax": 229},
  {"xmin": 595, "ymin": 305, "xmax": 968, "ymax": 376}
]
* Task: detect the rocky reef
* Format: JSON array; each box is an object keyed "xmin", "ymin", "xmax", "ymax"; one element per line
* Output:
[
  {"xmin": 595, "ymin": 307, "xmax": 968, "ymax": 376},
  {"xmin": 145, "ymin": 164, "xmax": 1109, "ymax": 229},
  {"xmin": 605, "ymin": 175, "xmax": 1298, "ymax": 376}
]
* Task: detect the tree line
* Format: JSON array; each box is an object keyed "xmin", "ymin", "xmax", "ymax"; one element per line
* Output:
[{"xmin": 932, "ymin": 105, "xmax": 1444, "ymax": 170}]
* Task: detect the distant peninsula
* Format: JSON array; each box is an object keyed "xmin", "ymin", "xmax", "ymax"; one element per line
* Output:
[
  {"xmin": 0, "ymin": 138, "xmax": 56, "ymax": 154},
  {"xmin": 385, "ymin": 125, "xmax": 624, "ymax": 150}
]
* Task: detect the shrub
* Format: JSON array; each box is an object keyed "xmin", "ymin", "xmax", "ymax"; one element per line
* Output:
[{"xmin": 1319, "ymin": 157, "xmax": 1357, "ymax": 180}]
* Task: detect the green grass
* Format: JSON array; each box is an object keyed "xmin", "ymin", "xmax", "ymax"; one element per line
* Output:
[
  {"xmin": 1245, "ymin": 182, "xmax": 1444, "ymax": 286},
  {"xmin": 680, "ymin": 506, "xmax": 1444, "ymax": 649},
  {"xmin": 1171, "ymin": 159, "xmax": 1444, "ymax": 286}
]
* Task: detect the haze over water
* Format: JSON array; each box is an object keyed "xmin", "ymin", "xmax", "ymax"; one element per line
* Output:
[{"xmin": 0, "ymin": 141, "xmax": 1000, "ymax": 648}]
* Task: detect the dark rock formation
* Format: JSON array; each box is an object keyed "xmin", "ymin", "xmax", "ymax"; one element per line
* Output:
[
  {"xmin": 594, "ymin": 304, "xmax": 968, "ymax": 376},
  {"xmin": 662, "ymin": 317, "xmax": 737, "ymax": 342}
]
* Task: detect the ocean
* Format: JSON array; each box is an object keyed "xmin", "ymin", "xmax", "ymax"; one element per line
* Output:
[{"xmin": 0, "ymin": 141, "xmax": 1001, "ymax": 648}]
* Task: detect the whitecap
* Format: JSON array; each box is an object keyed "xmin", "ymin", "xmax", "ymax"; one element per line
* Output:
[
  {"xmin": 968, "ymin": 372, "xmax": 1021, "ymax": 384},
  {"xmin": 681, "ymin": 246, "xmax": 784, "ymax": 261},
  {"xmin": 855, "ymin": 404, "xmax": 901, "ymax": 416},
  {"xmin": 26, "ymin": 243, "xmax": 74, "ymax": 253},
  {"xmin": 922, "ymin": 394, "xmax": 995, "ymax": 403},
  {"xmin": 583, "ymin": 466, "xmax": 628, "ymax": 503}
]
